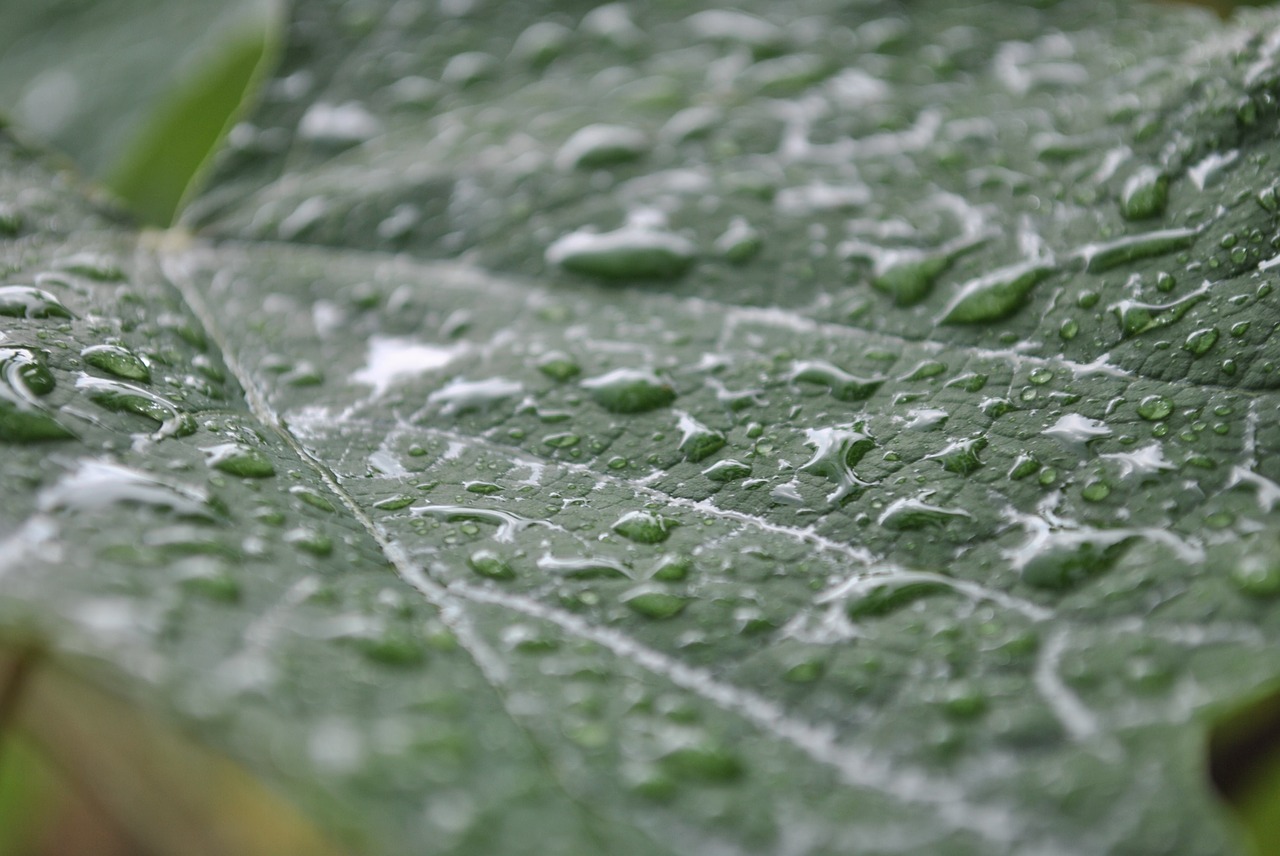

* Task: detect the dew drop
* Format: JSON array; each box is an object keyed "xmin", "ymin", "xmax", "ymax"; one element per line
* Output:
[
  {"xmin": 547, "ymin": 225, "xmax": 696, "ymax": 280},
  {"xmin": 1119, "ymin": 166, "xmax": 1169, "ymax": 221},
  {"xmin": 1137, "ymin": 395, "xmax": 1173, "ymax": 421},
  {"xmin": 675, "ymin": 411, "xmax": 725, "ymax": 462},
  {"xmin": 799, "ymin": 424, "xmax": 875, "ymax": 502},
  {"xmin": 536, "ymin": 351, "xmax": 581, "ymax": 381},
  {"xmin": 0, "ymin": 285, "xmax": 74, "ymax": 319},
  {"xmin": 39, "ymin": 458, "xmax": 216, "ymax": 519},
  {"xmin": 76, "ymin": 375, "xmax": 196, "ymax": 438},
  {"xmin": 613, "ymin": 510, "xmax": 677, "ymax": 544},
  {"xmin": 924, "ymin": 437, "xmax": 988, "ymax": 475},
  {"xmin": 713, "ymin": 218, "xmax": 763, "ymax": 264},
  {"xmin": 703, "ymin": 458, "xmax": 751, "ymax": 482},
  {"xmin": 555, "ymin": 124, "xmax": 648, "ymax": 171},
  {"xmin": 789, "ymin": 360, "xmax": 882, "ymax": 402},
  {"xmin": 1076, "ymin": 227, "xmax": 1198, "ymax": 273},
  {"xmin": 0, "ymin": 348, "xmax": 72, "ymax": 442},
  {"xmin": 204, "ymin": 443, "xmax": 276, "ymax": 478},
  {"xmin": 1183, "ymin": 327, "xmax": 1219, "ymax": 357},
  {"xmin": 582, "ymin": 368, "xmax": 676, "ymax": 413},
  {"xmin": 878, "ymin": 497, "xmax": 971, "ymax": 530},
  {"xmin": 939, "ymin": 261, "xmax": 1055, "ymax": 324},
  {"xmin": 622, "ymin": 586, "xmax": 689, "ymax": 619},
  {"xmin": 80, "ymin": 344, "xmax": 150, "ymax": 383},
  {"xmin": 468, "ymin": 548, "xmax": 515, "ymax": 580}
]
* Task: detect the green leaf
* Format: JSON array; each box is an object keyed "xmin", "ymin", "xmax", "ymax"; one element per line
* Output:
[
  {"xmin": 0, "ymin": 0, "xmax": 282, "ymax": 226},
  {"xmin": 5, "ymin": 1, "xmax": 1280, "ymax": 854}
]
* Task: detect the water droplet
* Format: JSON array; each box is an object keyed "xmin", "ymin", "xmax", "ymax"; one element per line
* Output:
[
  {"xmin": 536, "ymin": 351, "xmax": 581, "ymax": 382},
  {"xmin": 1183, "ymin": 327, "xmax": 1219, "ymax": 357},
  {"xmin": 441, "ymin": 51, "xmax": 498, "ymax": 87},
  {"xmin": 713, "ymin": 217, "xmax": 763, "ymax": 264},
  {"xmin": 543, "ymin": 432, "xmax": 581, "ymax": 448},
  {"xmin": 582, "ymin": 368, "xmax": 676, "ymax": 413},
  {"xmin": 428, "ymin": 377, "xmax": 522, "ymax": 415},
  {"xmin": 1080, "ymin": 480, "xmax": 1111, "ymax": 502},
  {"xmin": 537, "ymin": 553, "xmax": 632, "ymax": 579},
  {"xmin": 657, "ymin": 744, "xmax": 744, "ymax": 782},
  {"xmin": 846, "ymin": 577, "xmax": 952, "ymax": 618},
  {"xmin": 622, "ymin": 586, "xmax": 689, "ymax": 619},
  {"xmin": 0, "ymin": 285, "xmax": 74, "ymax": 319},
  {"xmin": 870, "ymin": 250, "xmax": 954, "ymax": 306},
  {"xmin": 56, "ymin": 253, "xmax": 126, "ymax": 282},
  {"xmin": 556, "ymin": 124, "xmax": 649, "ymax": 171},
  {"xmin": 1119, "ymin": 166, "xmax": 1169, "ymax": 221},
  {"xmin": 675, "ymin": 412, "xmax": 725, "ymax": 462},
  {"xmin": 204, "ymin": 443, "xmax": 276, "ymax": 478},
  {"xmin": 80, "ymin": 344, "xmax": 150, "ymax": 383},
  {"xmin": 1137, "ymin": 395, "xmax": 1174, "ymax": 421},
  {"xmin": 1043, "ymin": 413, "xmax": 1111, "ymax": 447},
  {"xmin": 1017, "ymin": 532, "xmax": 1134, "ymax": 590},
  {"xmin": 613, "ymin": 510, "xmax": 677, "ymax": 544},
  {"xmin": 547, "ymin": 225, "xmax": 696, "ymax": 280},
  {"xmin": 465, "ymin": 481, "xmax": 502, "ymax": 495},
  {"xmin": 0, "ymin": 348, "xmax": 72, "ymax": 442},
  {"xmin": 878, "ymin": 497, "xmax": 971, "ymax": 530},
  {"xmin": 924, "ymin": 437, "xmax": 987, "ymax": 475},
  {"xmin": 1077, "ymin": 227, "xmax": 1198, "ymax": 273},
  {"xmin": 703, "ymin": 459, "xmax": 751, "ymax": 482},
  {"xmin": 76, "ymin": 375, "xmax": 196, "ymax": 438},
  {"xmin": 373, "ymin": 494, "xmax": 416, "ymax": 511},
  {"xmin": 800, "ymin": 424, "xmax": 875, "ymax": 502},
  {"xmin": 297, "ymin": 101, "xmax": 381, "ymax": 145},
  {"xmin": 939, "ymin": 261, "xmax": 1055, "ymax": 324},
  {"xmin": 285, "ymin": 527, "xmax": 333, "ymax": 557},
  {"xmin": 1008, "ymin": 454, "xmax": 1041, "ymax": 480},
  {"xmin": 945, "ymin": 373, "xmax": 988, "ymax": 393},
  {"xmin": 789, "ymin": 360, "xmax": 882, "ymax": 401},
  {"xmin": 650, "ymin": 554, "xmax": 692, "ymax": 581},
  {"xmin": 1231, "ymin": 554, "xmax": 1280, "ymax": 598},
  {"xmin": 415, "ymin": 505, "xmax": 539, "ymax": 542},
  {"xmin": 900, "ymin": 360, "xmax": 947, "ymax": 382},
  {"xmin": 39, "ymin": 458, "xmax": 216, "ymax": 519},
  {"xmin": 290, "ymin": 485, "xmax": 336, "ymax": 511},
  {"xmin": 468, "ymin": 548, "xmax": 515, "ymax": 580},
  {"xmin": 511, "ymin": 21, "xmax": 571, "ymax": 67}
]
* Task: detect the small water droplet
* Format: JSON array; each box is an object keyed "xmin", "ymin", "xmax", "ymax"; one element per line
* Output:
[
  {"xmin": 536, "ymin": 351, "xmax": 581, "ymax": 382},
  {"xmin": 1136, "ymin": 395, "xmax": 1174, "ymax": 421},
  {"xmin": 290, "ymin": 485, "xmax": 335, "ymax": 511},
  {"xmin": 703, "ymin": 458, "xmax": 751, "ymax": 482}
]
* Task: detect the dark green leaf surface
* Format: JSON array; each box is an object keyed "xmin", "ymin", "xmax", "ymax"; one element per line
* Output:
[{"xmin": 6, "ymin": 1, "xmax": 1280, "ymax": 854}]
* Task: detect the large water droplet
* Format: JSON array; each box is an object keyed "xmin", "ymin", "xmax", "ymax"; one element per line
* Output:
[
  {"xmin": 675, "ymin": 411, "xmax": 725, "ymax": 462},
  {"xmin": 1077, "ymin": 227, "xmax": 1198, "ymax": 273},
  {"xmin": 703, "ymin": 458, "xmax": 751, "ymax": 482},
  {"xmin": 939, "ymin": 261, "xmax": 1055, "ymax": 324},
  {"xmin": 1016, "ymin": 531, "xmax": 1134, "ymax": 590},
  {"xmin": 613, "ymin": 510, "xmax": 677, "ymax": 544},
  {"xmin": 622, "ymin": 585, "xmax": 689, "ymax": 619},
  {"xmin": 556, "ymin": 124, "xmax": 649, "ymax": 171},
  {"xmin": 799, "ymin": 424, "xmax": 875, "ymax": 502},
  {"xmin": 1119, "ymin": 166, "xmax": 1169, "ymax": 221},
  {"xmin": 204, "ymin": 443, "xmax": 276, "ymax": 478},
  {"xmin": 39, "ymin": 458, "xmax": 217, "ymax": 519},
  {"xmin": 1109, "ymin": 283, "xmax": 1209, "ymax": 339},
  {"xmin": 427, "ymin": 377, "xmax": 522, "ymax": 415},
  {"xmin": 468, "ymin": 548, "xmax": 515, "ymax": 580},
  {"xmin": 0, "ymin": 285, "xmax": 74, "ymax": 319},
  {"xmin": 76, "ymin": 375, "xmax": 196, "ymax": 438},
  {"xmin": 878, "ymin": 496, "xmax": 972, "ymax": 530},
  {"xmin": 1043, "ymin": 413, "xmax": 1111, "ymax": 447},
  {"xmin": 0, "ymin": 348, "xmax": 72, "ymax": 442},
  {"xmin": 547, "ymin": 226, "xmax": 696, "ymax": 280},
  {"xmin": 789, "ymin": 360, "xmax": 882, "ymax": 402},
  {"xmin": 80, "ymin": 344, "xmax": 151, "ymax": 383},
  {"xmin": 582, "ymin": 368, "xmax": 676, "ymax": 413},
  {"xmin": 924, "ymin": 437, "xmax": 987, "ymax": 475}
]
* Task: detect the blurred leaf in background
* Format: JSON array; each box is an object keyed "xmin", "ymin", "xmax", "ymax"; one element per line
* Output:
[{"xmin": 0, "ymin": 0, "xmax": 282, "ymax": 226}]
